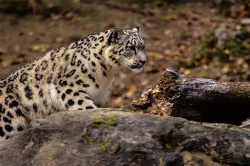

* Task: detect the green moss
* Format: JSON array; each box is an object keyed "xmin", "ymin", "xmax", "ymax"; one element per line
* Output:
[
  {"xmin": 81, "ymin": 116, "xmax": 118, "ymax": 152},
  {"xmin": 212, "ymin": 0, "xmax": 234, "ymax": 16},
  {"xmin": 101, "ymin": 136, "xmax": 112, "ymax": 152},
  {"xmin": 190, "ymin": 30, "xmax": 250, "ymax": 66},
  {"xmin": 221, "ymin": 152, "xmax": 234, "ymax": 159},
  {"xmin": 82, "ymin": 134, "xmax": 112, "ymax": 152},
  {"xmin": 216, "ymin": 152, "xmax": 242, "ymax": 164},
  {"xmin": 165, "ymin": 143, "xmax": 175, "ymax": 151},
  {"xmin": 18, "ymin": 53, "xmax": 26, "ymax": 58},
  {"xmin": 180, "ymin": 30, "xmax": 189, "ymax": 40},
  {"xmin": 226, "ymin": 32, "xmax": 250, "ymax": 57},
  {"xmin": 78, "ymin": 6, "xmax": 98, "ymax": 17},
  {"xmin": 174, "ymin": 146, "xmax": 183, "ymax": 153},
  {"xmin": 211, "ymin": 0, "xmax": 249, "ymax": 17},
  {"xmin": 197, "ymin": 32, "xmax": 217, "ymax": 52},
  {"xmin": 91, "ymin": 117, "xmax": 117, "ymax": 128},
  {"xmin": 101, "ymin": 142, "xmax": 109, "ymax": 151},
  {"xmin": 82, "ymin": 134, "xmax": 97, "ymax": 144},
  {"xmin": 226, "ymin": 126, "xmax": 231, "ymax": 131}
]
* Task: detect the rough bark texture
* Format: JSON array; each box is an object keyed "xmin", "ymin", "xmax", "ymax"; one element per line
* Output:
[
  {"xmin": 1, "ymin": 109, "xmax": 250, "ymax": 166},
  {"xmin": 133, "ymin": 70, "xmax": 250, "ymax": 125}
]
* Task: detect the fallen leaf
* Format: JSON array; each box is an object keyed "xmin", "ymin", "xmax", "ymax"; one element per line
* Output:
[
  {"xmin": 28, "ymin": 31, "xmax": 34, "ymax": 36},
  {"xmin": 127, "ymin": 84, "xmax": 137, "ymax": 98},
  {"xmin": 55, "ymin": 37, "xmax": 64, "ymax": 43},
  {"xmin": 65, "ymin": 12, "xmax": 74, "ymax": 19},
  {"xmin": 31, "ymin": 45, "xmax": 40, "ymax": 51},
  {"xmin": 164, "ymin": 15, "xmax": 178, "ymax": 21},
  {"xmin": 152, "ymin": 33, "xmax": 163, "ymax": 40},
  {"xmin": 11, "ymin": 58, "xmax": 24, "ymax": 65},
  {"xmin": 224, "ymin": 49, "xmax": 230, "ymax": 55},
  {"xmin": 1, "ymin": 59, "xmax": 12, "ymax": 68},
  {"xmin": 14, "ymin": 45, "xmax": 21, "ymax": 53},
  {"xmin": 151, "ymin": 52, "xmax": 164, "ymax": 59},
  {"xmin": 145, "ymin": 66, "xmax": 159, "ymax": 73},
  {"xmin": 184, "ymin": 69, "xmax": 191, "ymax": 75},
  {"xmin": 222, "ymin": 64, "xmax": 231, "ymax": 74},
  {"xmin": 0, "ymin": 48, "xmax": 7, "ymax": 55},
  {"xmin": 31, "ymin": 44, "xmax": 50, "ymax": 52}
]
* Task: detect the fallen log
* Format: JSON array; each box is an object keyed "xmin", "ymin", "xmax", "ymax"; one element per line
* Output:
[{"xmin": 133, "ymin": 69, "xmax": 250, "ymax": 125}]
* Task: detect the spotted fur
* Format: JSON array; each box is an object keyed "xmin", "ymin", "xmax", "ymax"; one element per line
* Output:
[{"xmin": 0, "ymin": 27, "xmax": 146, "ymax": 140}]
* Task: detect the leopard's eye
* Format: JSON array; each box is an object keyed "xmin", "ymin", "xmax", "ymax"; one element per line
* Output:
[{"xmin": 129, "ymin": 46, "xmax": 136, "ymax": 51}]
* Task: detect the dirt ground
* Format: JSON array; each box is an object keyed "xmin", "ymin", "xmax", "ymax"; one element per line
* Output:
[{"xmin": 0, "ymin": 1, "xmax": 245, "ymax": 108}]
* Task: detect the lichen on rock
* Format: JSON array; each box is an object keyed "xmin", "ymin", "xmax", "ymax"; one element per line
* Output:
[{"xmin": 1, "ymin": 109, "xmax": 250, "ymax": 165}]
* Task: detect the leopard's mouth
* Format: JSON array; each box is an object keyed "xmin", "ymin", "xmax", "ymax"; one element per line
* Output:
[
  {"xmin": 128, "ymin": 64, "xmax": 144, "ymax": 72},
  {"xmin": 129, "ymin": 63, "xmax": 144, "ymax": 69}
]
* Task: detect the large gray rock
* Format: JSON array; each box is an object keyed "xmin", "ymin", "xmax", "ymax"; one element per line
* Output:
[{"xmin": 0, "ymin": 109, "xmax": 250, "ymax": 166}]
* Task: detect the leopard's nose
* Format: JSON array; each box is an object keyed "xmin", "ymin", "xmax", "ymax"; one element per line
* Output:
[{"xmin": 140, "ymin": 60, "xmax": 147, "ymax": 65}]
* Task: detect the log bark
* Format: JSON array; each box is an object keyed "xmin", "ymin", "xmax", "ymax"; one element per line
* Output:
[{"xmin": 133, "ymin": 69, "xmax": 250, "ymax": 125}]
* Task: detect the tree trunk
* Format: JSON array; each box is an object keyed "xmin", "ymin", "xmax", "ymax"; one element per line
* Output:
[{"xmin": 133, "ymin": 69, "xmax": 250, "ymax": 125}]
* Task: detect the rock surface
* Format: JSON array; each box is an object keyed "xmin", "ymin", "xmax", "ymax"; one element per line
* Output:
[{"xmin": 0, "ymin": 109, "xmax": 250, "ymax": 166}]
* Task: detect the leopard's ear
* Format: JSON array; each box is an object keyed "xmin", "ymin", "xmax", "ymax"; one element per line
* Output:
[
  {"xmin": 132, "ymin": 27, "xmax": 140, "ymax": 33},
  {"xmin": 108, "ymin": 28, "xmax": 125, "ymax": 45}
]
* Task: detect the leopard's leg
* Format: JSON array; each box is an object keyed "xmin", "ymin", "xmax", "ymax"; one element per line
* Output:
[
  {"xmin": 51, "ymin": 84, "xmax": 97, "ymax": 111},
  {"xmin": 0, "ymin": 102, "xmax": 28, "ymax": 140}
]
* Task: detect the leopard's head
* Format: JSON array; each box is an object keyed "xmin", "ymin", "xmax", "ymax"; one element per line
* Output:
[{"xmin": 108, "ymin": 27, "xmax": 147, "ymax": 72}]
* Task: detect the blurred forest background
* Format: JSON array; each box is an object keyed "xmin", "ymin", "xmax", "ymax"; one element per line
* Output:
[{"xmin": 1, "ymin": 0, "xmax": 250, "ymax": 108}]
